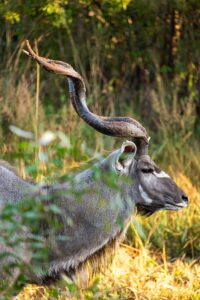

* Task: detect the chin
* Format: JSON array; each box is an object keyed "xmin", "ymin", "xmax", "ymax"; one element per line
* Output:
[{"xmin": 136, "ymin": 203, "xmax": 165, "ymax": 216}]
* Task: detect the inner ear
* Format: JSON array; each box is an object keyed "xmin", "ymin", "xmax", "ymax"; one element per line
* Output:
[
  {"xmin": 123, "ymin": 145, "xmax": 136, "ymax": 153},
  {"xmin": 116, "ymin": 141, "xmax": 137, "ymax": 171}
]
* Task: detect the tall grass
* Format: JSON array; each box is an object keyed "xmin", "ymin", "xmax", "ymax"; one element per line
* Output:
[{"xmin": 149, "ymin": 71, "xmax": 199, "ymax": 185}]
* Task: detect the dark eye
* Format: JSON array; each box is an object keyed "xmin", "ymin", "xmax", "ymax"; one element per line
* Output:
[{"xmin": 141, "ymin": 168, "xmax": 154, "ymax": 173}]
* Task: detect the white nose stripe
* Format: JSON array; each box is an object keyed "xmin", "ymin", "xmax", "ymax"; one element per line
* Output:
[
  {"xmin": 176, "ymin": 202, "xmax": 188, "ymax": 208},
  {"xmin": 153, "ymin": 171, "xmax": 170, "ymax": 178},
  {"xmin": 139, "ymin": 184, "xmax": 153, "ymax": 204}
]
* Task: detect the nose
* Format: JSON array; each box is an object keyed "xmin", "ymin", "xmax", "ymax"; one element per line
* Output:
[{"xmin": 181, "ymin": 194, "xmax": 188, "ymax": 204}]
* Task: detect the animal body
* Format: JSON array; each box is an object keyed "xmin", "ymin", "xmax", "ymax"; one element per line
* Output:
[{"xmin": 0, "ymin": 41, "xmax": 188, "ymax": 285}]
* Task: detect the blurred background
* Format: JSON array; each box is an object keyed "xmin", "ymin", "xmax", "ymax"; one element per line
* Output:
[{"xmin": 0, "ymin": 1, "xmax": 200, "ymax": 299}]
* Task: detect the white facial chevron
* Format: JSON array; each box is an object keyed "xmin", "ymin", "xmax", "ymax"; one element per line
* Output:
[
  {"xmin": 139, "ymin": 184, "xmax": 153, "ymax": 204},
  {"xmin": 153, "ymin": 171, "xmax": 170, "ymax": 178}
]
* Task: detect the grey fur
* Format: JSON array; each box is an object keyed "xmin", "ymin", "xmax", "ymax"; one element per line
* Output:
[{"xmin": 0, "ymin": 143, "xmax": 188, "ymax": 285}]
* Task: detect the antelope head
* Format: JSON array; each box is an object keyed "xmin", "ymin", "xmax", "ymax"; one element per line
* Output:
[{"xmin": 23, "ymin": 41, "xmax": 188, "ymax": 216}]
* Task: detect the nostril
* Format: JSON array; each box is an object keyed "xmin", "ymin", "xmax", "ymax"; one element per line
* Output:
[{"xmin": 182, "ymin": 195, "xmax": 188, "ymax": 202}]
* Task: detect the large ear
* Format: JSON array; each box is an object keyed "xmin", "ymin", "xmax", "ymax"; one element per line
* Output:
[{"xmin": 116, "ymin": 141, "xmax": 137, "ymax": 173}]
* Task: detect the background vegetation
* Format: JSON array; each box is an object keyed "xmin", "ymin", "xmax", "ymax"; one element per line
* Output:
[{"xmin": 0, "ymin": 0, "xmax": 199, "ymax": 299}]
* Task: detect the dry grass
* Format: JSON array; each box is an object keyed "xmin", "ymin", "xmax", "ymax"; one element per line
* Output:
[
  {"xmin": 0, "ymin": 75, "xmax": 43, "ymax": 138},
  {"xmin": 16, "ymin": 173, "xmax": 200, "ymax": 300},
  {"xmin": 99, "ymin": 246, "xmax": 200, "ymax": 300}
]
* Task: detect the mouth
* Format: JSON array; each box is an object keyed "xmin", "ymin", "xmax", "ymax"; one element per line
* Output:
[
  {"xmin": 165, "ymin": 201, "xmax": 188, "ymax": 210},
  {"xmin": 136, "ymin": 200, "xmax": 188, "ymax": 216}
]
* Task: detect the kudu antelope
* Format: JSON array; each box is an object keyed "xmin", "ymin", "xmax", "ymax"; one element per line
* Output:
[{"xmin": 0, "ymin": 41, "xmax": 188, "ymax": 285}]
